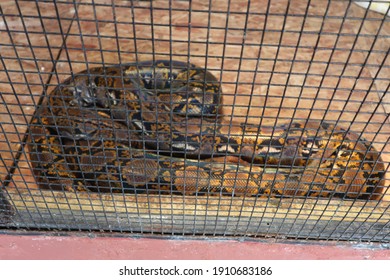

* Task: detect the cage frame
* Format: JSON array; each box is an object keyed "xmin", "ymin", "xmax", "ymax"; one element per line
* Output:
[{"xmin": 0, "ymin": 0, "xmax": 389, "ymax": 242}]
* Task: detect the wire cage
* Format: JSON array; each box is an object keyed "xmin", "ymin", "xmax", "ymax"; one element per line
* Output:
[{"xmin": 0, "ymin": 0, "xmax": 389, "ymax": 242}]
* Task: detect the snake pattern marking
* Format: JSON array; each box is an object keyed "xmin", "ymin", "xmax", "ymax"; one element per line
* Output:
[{"xmin": 27, "ymin": 60, "xmax": 385, "ymax": 199}]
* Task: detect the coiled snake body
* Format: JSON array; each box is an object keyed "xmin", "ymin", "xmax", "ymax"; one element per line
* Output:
[{"xmin": 27, "ymin": 60, "xmax": 385, "ymax": 199}]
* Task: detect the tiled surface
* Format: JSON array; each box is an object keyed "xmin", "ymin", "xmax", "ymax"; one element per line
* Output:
[{"xmin": 1, "ymin": 1, "xmax": 389, "ymax": 198}]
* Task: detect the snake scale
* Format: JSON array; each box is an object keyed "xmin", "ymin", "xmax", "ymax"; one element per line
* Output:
[{"xmin": 27, "ymin": 60, "xmax": 385, "ymax": 200}]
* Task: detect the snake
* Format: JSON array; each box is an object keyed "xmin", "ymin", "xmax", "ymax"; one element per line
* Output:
[{"xmin": 27, "ymin": 60, "xmax": 385, "ymax": 200}]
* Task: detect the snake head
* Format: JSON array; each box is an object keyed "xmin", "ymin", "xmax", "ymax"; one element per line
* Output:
[{"xmin": 69, "ymin": 77, "xmax": 96, "ymax": 107}]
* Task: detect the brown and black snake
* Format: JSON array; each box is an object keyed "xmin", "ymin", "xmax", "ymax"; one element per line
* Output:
[{"xmin": 27, "ymin": 60, "xmax": 385, "ymax": 199}]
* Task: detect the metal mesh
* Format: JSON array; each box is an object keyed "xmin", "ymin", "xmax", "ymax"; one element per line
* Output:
[{"xmin": 0, "ymin": 0, "xmax": 389, "ymax": 242}]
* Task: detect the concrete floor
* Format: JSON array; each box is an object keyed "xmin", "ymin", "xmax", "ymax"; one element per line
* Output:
[
  {"xmin": 0, "ymin": 0, "xmax": 389, "ymax": 255},
  {"xmin": 0, "ymin": 232, "xmax": 389, "ymax": 260}
]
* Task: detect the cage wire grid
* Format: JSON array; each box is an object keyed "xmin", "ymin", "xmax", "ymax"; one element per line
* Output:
[{"xmin": 0, "ymin": 0, "xmax": 389, "ymax": 241}]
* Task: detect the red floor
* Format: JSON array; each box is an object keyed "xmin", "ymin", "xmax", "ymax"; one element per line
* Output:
[{"xmin": 0, "ymin": 233, "xmax": 389, "ymax": 260}]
